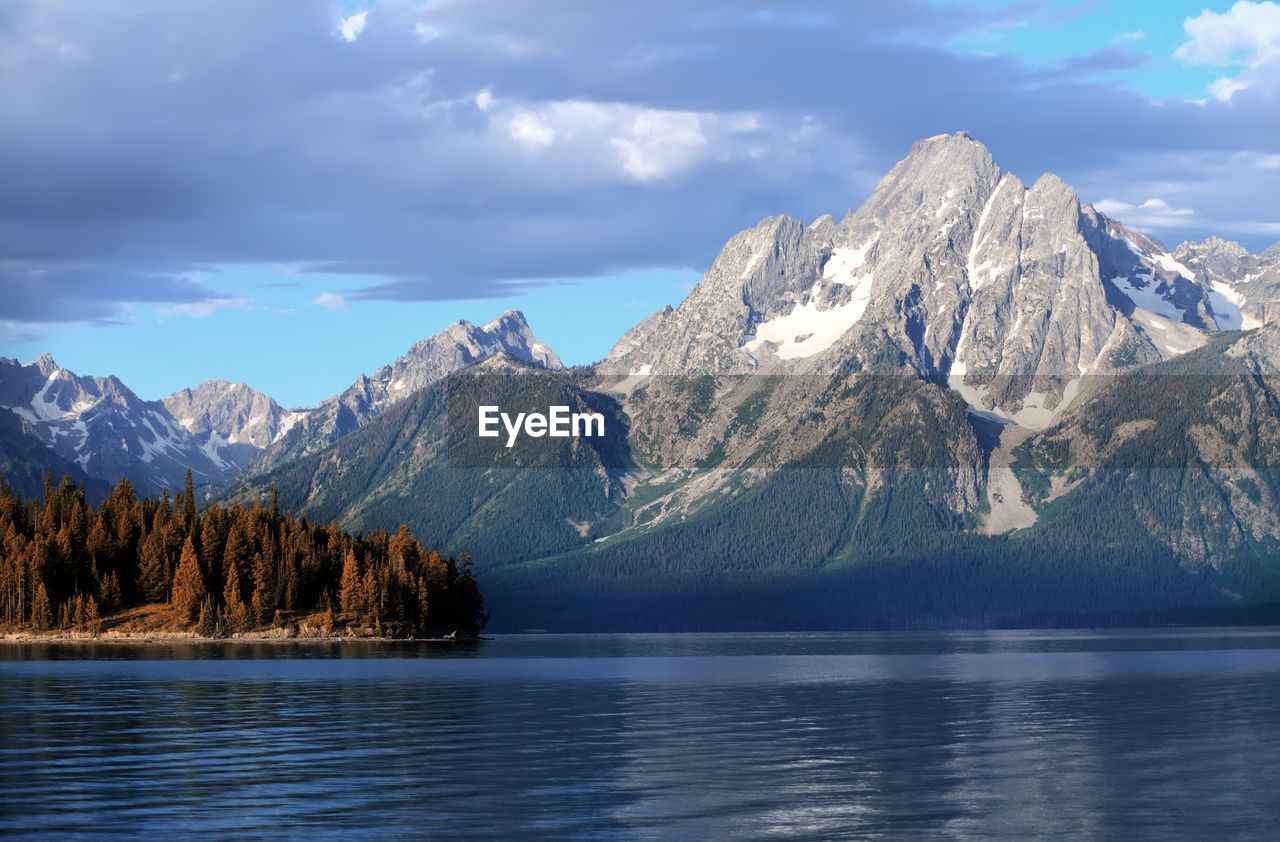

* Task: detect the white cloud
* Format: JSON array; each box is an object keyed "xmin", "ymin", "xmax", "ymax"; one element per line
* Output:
[
  {"xmin": 507, "ymin": 110, "xmax": 558, "ymax": 150},
  {"xmin": 414, "ymin": 22, "xmax": 441, "ymax": 43},
  {"xmin": 30, "ymin": 33, "xmax": 88, "ymax": 61},
  {"xmin": 1175, "ymin": 1, "xmax": 1280, "ymax": 100},
  {"xmin": 1137, "ymin": 197, "xmax": 1193, "ymax": 216},
  {"xmin": 1094, "ymin": 196, "xmax": 1195, "ymax": 229},
  {"xmin": 496, "ymin": 98, "xmax": 764, "ymax": 182},
  {"xmin": 1209, "ymin": 76, "xmax": 1251, "ymax": 100},
  {"xmin": 314, "ymin": 292, "xmax": 350, "ymax": 312},
  {"xmin": 611, "ymin": 110, "xmax": 708, "ymax": 181},
  {"xmin": 1093, "ymin": 198, "xmax": 1134, "ymax": 215},
  {"xmin": 1114, "ymin": 29, "xmax": 1146, "ymax": 43},
  {"xmin": 160, "ymin": 297, "xmax": 252, "ymax": 318},
  {"xmin": 337, "ymin": 10, "xmax": 369, "ymax": 43},
  {"xmin": 1259, "ymin": 154, "xmax": 1280, "ymax": 169}
]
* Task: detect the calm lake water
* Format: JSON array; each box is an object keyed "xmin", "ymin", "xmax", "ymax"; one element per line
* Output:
[{"xmin": 3, "ymin": 630, "xmax": 1280, "ymax": 840}]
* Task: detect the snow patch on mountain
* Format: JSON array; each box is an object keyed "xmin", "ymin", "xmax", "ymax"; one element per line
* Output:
[
  {"xmin": 746, "ymin": 275, "xmax": 875, "ymax": 360},
  {"xmin": 1207, "ymin": 281, "xmax": 1261, "ymax": 330},
  {"xmin": 1112, "ymin": 275, "xmax": 1186, "ymax": 322}
]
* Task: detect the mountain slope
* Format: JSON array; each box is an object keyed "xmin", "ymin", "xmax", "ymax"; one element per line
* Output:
[
  {"xmin": 0, "ymin": 358, "xmax": 295, "ymax": 499},
  {"xmin": 245, "ymin": 310, "xmax": 563, "ymax": 476},
  {"xmin": 0, "ymin": 409, "xmax": 108, "ymax": 501},
  {"xmin": 0, "ymin": 355, "xmax": 231, "ymax": 498},
  {"xmin": 226, "ymin": 355, "xmax": 628, "ymax": 565}
]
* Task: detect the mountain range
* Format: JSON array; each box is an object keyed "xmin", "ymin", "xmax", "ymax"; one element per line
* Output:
[{"xmin": 6, "ymin": 131, "xmax": 1280, "ymax": 630}]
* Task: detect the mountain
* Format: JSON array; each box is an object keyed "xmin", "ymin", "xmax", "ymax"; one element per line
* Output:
[
  {"xmin": 0, "ymin": 356, "xmax": 293, "ymax": 499},
  {"xmin": 245, "ymin": 310, "xmax": 563, "ymax": 476},
  {"xmin": 228, "ymin": 354, "xmax": 629, "ymax": 566},
  {"xmin": 1173, "ymin": 237, "xmax": 1280, "ymax": 327},
  {"xmin": 221, "ymin": 132, "xmax": 1280, "ymax": 631},
  {"xmin": 1010, "ymin": 324, "xmax": 1280, "ymax": 575},
  {"xmin": 606, "ymin": 132, "xmax": 1260, "ymax": 421},
  {"xmin": 0, "ymin": 310, "xmax": 559, "ymax": 501},
  {"xmin": 162, "ymin": 380, "xmax": 305, "ymax": 472},
  {"xmin": 0, "ymin": 409, "xmax": 108, "ymax": 502}
]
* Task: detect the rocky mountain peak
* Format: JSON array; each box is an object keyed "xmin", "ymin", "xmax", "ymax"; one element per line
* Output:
[
  {"xmin": 856, "ymin": 131, "xmax": 1001, "ymax": 229},
  {"xmin": 606, "ymin": 131, "xmax": 1280, "ymax": 427},
  {"xmin": 482, "ymin": 308, "xmax": 530, "ymax": 334},
  {"xmin": 905, "ymin": 130, "xmax": 986, "ymax": 163},
  {"xmin": 31, "ymin": 353, "xmax": 58, "ymax": 377},
  {"xmin": 0, "ymin": 357, "xmax": 263, "ymax": 498},
  {"xmin": 246, "ymin": 309, "xmax": 564, "ymax": 475},
  {"xmin": 161, "ymin": 379, "xmax": 300, "ymax": 451}
]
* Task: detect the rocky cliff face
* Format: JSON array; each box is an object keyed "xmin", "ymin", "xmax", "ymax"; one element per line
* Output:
[
  {"xmin": 162, "ymin": 380, "xmax": 301, "ymax": 449},
  {"xmin": 608, "ymin": 132, "xmax": 1277, "ymax": 429},
  {"xmin": 161, "ymin": 380, "xmax": 304, "ymax": 477},
  {"xmin": 1175, "ymin": 237, "xmax": 1280, "ymax": 329},
  {"xmin": 247, "ymin": 310, "xmax": 563, "ymax": 475}
]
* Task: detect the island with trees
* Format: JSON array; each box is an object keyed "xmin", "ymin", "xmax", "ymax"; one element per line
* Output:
[{"xmin": 0, "ymin": 469, "xmax": 486, "ymax": 640}]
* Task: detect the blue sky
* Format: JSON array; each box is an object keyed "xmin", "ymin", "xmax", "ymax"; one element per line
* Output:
[{"xmin": 4, "ymin": 0, "xmax": 1280, "ymax": 407}]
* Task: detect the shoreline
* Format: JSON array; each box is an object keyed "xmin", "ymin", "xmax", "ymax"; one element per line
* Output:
[{"xmin": 0, "ymin": 630, "xmax": 479, "ymax": 644}]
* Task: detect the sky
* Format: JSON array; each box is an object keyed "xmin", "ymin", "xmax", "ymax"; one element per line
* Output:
[{"xmin": 4, "ymin": 0, "xmax": 1280, "ymax": 408}]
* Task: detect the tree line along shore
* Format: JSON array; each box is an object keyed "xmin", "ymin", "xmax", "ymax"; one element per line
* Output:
[{"xmin": 0, "ymin": 470, "xmax": 487, "ymax": 640}]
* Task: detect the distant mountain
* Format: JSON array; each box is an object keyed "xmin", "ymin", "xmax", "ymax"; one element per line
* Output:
[
  {"xmin": 0, "ymin": 356, "xmax": 293, "ymax": 499},
  {"xmin": 1173, "ymin": 237, "xmax": 1280, "ymax": 327},
  {"xmin": 162, "ymin": 380, "xmax": 305, "ymax": 472},
  {"xmin": 0, "ymin": 310, "xmax": 560, "ymax": 500},
  {"xmin": 245, "ymin": 309, "xmax": 563, "ymax": 476},
  {"xmin": 0, "ymin": 409, "xmax": 107, "ymax": 502}
]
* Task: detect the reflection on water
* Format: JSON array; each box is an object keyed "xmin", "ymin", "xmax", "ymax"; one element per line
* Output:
[{"xmin": 2, "ymin": 630, "xmax": 1280, "ymax": 839}]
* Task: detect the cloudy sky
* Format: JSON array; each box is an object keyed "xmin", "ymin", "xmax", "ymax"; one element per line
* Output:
[{"xmin": 5, "ymin": 0, "xmax": 1280, "ymax": 407}]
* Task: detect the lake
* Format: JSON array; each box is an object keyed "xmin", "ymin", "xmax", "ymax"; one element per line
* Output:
[{"xmin": 3, "ymin": 630, "xmax": 1280, "ymax": 839}]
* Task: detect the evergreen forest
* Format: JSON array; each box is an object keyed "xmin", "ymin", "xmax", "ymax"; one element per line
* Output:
[{"xmin": 0, "ymin": 469, "xmax": 486, "ymax": 637}]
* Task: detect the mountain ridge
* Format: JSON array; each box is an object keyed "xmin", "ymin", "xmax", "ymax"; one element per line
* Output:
[{"xmin": 244, "ymin": 309, "xmax": 563, "ymax": 477}]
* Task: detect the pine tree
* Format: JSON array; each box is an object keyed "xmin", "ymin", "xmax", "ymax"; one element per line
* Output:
[
  {"xmin": 100, "ymin": 570, "xmax": 122, "ymax": 612},
  {"xmin": 321, "ymin": 599, "xmax": 336, "ymax": 634},
  {"xmin": 223, "ymin": 554, "xmax": 249, "ymax": 632},
  {"xmin": 361, "ymin": 566, "xmax": 380, "ymax": 623},
  {"xmin": 84, "ymin": 595, "xmax": 101, "ymax": 635},
  {"xmin": 31, "ymin": 579, "xmax": 52, "ymax": 630},
  {"xmin": 184, "ymin": 468, "xmax": 197, "ymax": 525},
  {"xmin": 251, "ymin": 551, "xmax": 273, "ymax": 625},
  {"xmin": 137, "ymin": 527, "xmax": 169, "ymax": 602},
  {"xmin": 195, "ymin": 595, "xmax": 217, "ymax": 637},
  {"xmin": 171, "ymin": 536, "xmax": 206, "ymax": 625},
  {"xmin": 199, "ymin": 509, "xmax": 223, "ymax": 590},
  {"xmin": 339, "ymin": 548, "xmax": 362, "ymax": 616}
]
